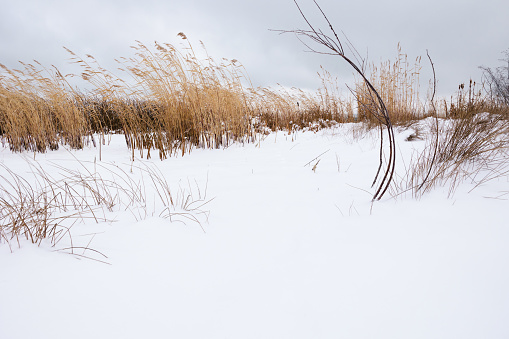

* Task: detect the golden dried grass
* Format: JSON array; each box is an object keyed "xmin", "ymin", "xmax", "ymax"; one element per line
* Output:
[
  {"xmin": 355, "ymin": 44, "xmax": 425, "ymax": 125},
  {"xmin": 1, "ymin": 35, "xmax": 349, "ymax": 157},
  {"xmin": 0, "ymin": 61, "xmax": 87, "ymax": 152}
]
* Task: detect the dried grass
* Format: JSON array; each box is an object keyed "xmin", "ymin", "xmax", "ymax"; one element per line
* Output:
[
  {"xmin": 355, "ymin": 44, "xmax": 425, "ymax": 125},
  {"xmin": 394, "ymin": 110, "xmax": 509, "ymax": 198},
  {"xmin": 1, "ymin": 36, "xmax": 348, "ymax": 157},
  {"xmin": 0, "ymin": 158, "xmax": 213, "ymax": 250}
]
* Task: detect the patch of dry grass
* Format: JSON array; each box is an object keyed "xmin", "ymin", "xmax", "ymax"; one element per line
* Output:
[
  {"xmin": 1, "ymin": 35, "xmax": 352, "ymax": 158},
  {"xmin": 355, "ymin": 44, "xmax": 426, "ymax": 125},
  {"xmin": 0, "ymin": 159, "xmax": 213, "ymax": 251},
  {"xmin": 393, "ymin": 110, "xmax": 509, "ymax": 198},
  {"xmin": 0, "ymin": 62, "xmax": 88, "ymax": 152}
]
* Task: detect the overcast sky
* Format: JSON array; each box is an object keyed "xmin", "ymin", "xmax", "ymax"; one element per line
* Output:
[{"xmin": 1, "ymin": 0, "xmax": 508, "ymax": 98}]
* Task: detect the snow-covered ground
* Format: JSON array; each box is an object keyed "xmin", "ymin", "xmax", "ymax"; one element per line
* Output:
[{"xmin": 1, "ymin": 123, "xmax": 509, "ymax": 339}]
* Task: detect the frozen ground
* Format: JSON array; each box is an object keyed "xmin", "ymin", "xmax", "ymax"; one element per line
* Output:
[{"xmin": 1, "ymin": 123, "xmax": 509, "ymax": 339}]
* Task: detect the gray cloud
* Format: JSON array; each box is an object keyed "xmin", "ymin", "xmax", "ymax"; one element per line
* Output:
[{"xmin": 1, "ymin": 0, "xmax": 508, "ymax": 97}]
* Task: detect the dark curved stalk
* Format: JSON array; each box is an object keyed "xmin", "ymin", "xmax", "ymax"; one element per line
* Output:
[
  {"xmin": 372, "ymin": 124, "xmax": 384, "ymax": 188},
  {"xmin": 417, "ymin": 50, "xmax": 438, "ymax": 191}
]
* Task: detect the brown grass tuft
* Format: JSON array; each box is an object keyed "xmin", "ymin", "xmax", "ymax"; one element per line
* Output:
[{"xmin": 355, "ymin": 44, "xmax": 425, "ymax": 125}]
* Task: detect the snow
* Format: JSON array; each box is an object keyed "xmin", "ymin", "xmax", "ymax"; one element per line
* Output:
[{"xmin": 1, "ymin": 124, "xmax": 509, "ymax": 339}]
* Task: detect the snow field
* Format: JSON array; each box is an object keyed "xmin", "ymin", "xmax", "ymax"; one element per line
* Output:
[{"xmin": 1, "ymin": 124, "xmax": 508, "ymax": 339}]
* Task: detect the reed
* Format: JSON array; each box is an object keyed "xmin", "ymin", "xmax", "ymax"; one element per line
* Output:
[
  {"xmin": 1, "ymin": 36, "xmax": 346, "ymax": 158},
  {"xmin": 440, "ymin": 79, "xmax": 509, "ymax": 118},
  {"xmin": 0, "ymin": 61, "xmax": 88, "ymax": 152},
  {"xmin": 355, "ymin": 44, "xmax": 425, "ymax": 125}
]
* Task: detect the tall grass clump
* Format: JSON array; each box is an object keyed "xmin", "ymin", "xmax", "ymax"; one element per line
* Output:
[
  {"xmin": 355, "ymin": 44, "xmax": 425, "ymax": 125},
  {"xmin": 120, "ymin": 36, "xmax": 257, "ymax": 158},
  {"xmin": 0, "ymin": 62, "xmax": 88, "ymax": 152},
  {"xmin": 63, "ymin": 35, "xmax": 255, "ymax": 159},
  {"xmin": 400, "ymin": 111, "xmax": 509, "ymax": 198}
]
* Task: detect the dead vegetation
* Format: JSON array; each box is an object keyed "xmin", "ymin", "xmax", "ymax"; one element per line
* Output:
[
  {"xmin": 0, "ymin": 36, "xmax": 355, "ymax": 159},
  {"xmin": 356, "ymin": 44, "xmax": 426, "ymax": 125},
  {"xmin": 0, "ymin": 159, "xmax": 213, "ymax": 251}
]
